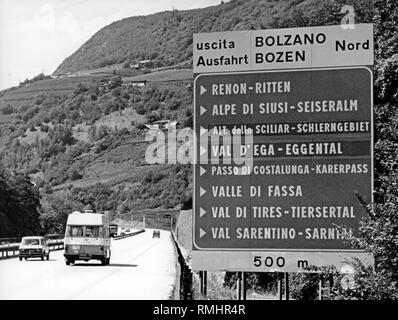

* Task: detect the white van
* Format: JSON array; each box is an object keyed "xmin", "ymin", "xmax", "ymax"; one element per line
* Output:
[{"xmin": 64, "ymin": 210, "xmax": 111, "ymax": 265}]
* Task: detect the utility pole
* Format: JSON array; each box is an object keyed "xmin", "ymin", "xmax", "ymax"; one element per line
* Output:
[
  {"xmin": 203, "ymin": 271, "xmax": 207, "ymax": 297},
  {"xmin": 285, "ymin": 273, "xmax": 289, "ymax": 300},
  {"xmin": 242, "ymin": 272, "xmax": 247, "ymax": 300},
  {"xmin": 318, "ymin": 276, "xmax": 323, "ymax": 300},
  {"xmin": 277, "ymin": 273, "xmax": 283, "ymax": 300},
  {"xmin": 237, "ymin": 272, "xmax": 242, "ymax": 300}
]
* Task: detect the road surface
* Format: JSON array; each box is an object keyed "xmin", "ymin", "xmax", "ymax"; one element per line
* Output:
[{"xmin": 0, "ymin": 229, "xmax": 179, "ymax": 299}]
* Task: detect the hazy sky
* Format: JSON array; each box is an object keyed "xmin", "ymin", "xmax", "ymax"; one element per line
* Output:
[{"xmin": 0, "ymin": 0, "xmax": 222, "ymax": 90}]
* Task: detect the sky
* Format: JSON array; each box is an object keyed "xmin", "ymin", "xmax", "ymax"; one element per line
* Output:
[{"xmin": 0, "ymin": 0, "xmax": 223, "ymax": 90}]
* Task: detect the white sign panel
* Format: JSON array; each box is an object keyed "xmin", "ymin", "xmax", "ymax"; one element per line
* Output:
[
  {"xmin": 192, "ymin": 250, "xmax": 373, "ymax": 273},
  {"xmin": 193, "ymin": 24, "xmax": 373, "ymax": 73}
]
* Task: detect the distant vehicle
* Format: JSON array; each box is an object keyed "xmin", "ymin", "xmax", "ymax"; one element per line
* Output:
[
  {"xmin": 64, "ymin": 210, "xmax": 111, "ymax": 265},
  {"xmin": 19, "ymin": 236, "xmax": 50, "ymax": 261},
  {"xmin": 152, "ymin": 230, "xmax": 160, "ymax": 238},
  {"xmin": 109, "ymin": 224, "xmax": 118, "ymax": 237},
  {"xmin": 125, "ymin": 228, "xmax": 130, "ymax": 233}
]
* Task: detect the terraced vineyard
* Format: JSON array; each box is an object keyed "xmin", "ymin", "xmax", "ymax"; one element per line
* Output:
[{"xmin": 0, "ymin": 74, "xmax": 108, "ymax": 107}]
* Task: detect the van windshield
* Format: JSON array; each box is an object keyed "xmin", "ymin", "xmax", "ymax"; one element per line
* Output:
[
  {"xmin": 66, "ymin": 226, "xmax": 103, "ymax": 238},
  {"xmin": 85, "ymin": 226, "xmax": 103, "ymax": 238},
  {"xmin": 67, "ymin": 226, "xmax": 84, "ymax": 237},
  {"xmin": 22, "ymin": 238, "xmax": 40, "ymax": 246}
]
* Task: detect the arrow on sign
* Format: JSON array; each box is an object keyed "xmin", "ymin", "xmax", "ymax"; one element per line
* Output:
[
  {"xmin": 199, "ymin": 228, "xmax": 206, "ymax": 238},
  {"xmin": 200, "ymin": 105, "xmax": 207, "ymax": 115},
  {"xmin": 200, "ymin": 166, "xmax": 206, "ymax": 176},
  {"xmin": 200, "ymin": 85, "xmax": 207, "ymax": 95},
  {"xmin": 200, "ymin": 146, "xmax": 207, "ymax": 156},
  {"xmin": 200, "ymin": 127, "xmax": 207, "ymax": 136},
  {"xmin": 200, "ymin": 207, "xmax": 206, "ymax": 217},
  {"xmin": 200, "ymin": 187, "xmax": 206, "ymax": 197}
]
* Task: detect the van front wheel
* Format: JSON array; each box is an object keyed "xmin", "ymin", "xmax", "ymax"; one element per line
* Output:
[{"xmin": 66, "ymin": 259, "xmax": 70, "ymax": 265}]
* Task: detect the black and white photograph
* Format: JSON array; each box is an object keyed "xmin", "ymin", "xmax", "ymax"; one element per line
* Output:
[{"xmin": 0, "ymin": 0, "xmax": 397, "ymax": 312}]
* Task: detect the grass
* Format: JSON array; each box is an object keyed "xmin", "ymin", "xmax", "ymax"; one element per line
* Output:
[
  {"xmin": 94, "ymin": 107, "xmax": 146, "ymax": 130},
  {"xmin": 192, "ymin": 271, "xmax": 280, "ymax": 300},
  {"xmin": 19, "ymin": 128, "xmax": 48, "ymax": 145},
  {"xmin": 51, "ymin": 137, "xmax": 161, "ymax": 191},
  {"xmin": 193, "ymin": 271, "xmax": 237, "ymax": 300},
  {"xmin": 123, "ymin": 68, "xmax": 192, "ymax": 83}
]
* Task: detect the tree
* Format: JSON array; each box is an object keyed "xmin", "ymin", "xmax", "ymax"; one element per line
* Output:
[
  {"xmin": 108, "ymin": 76, "xmax": 122, "ymax": 89},
  {"xmin": 0, "ymin": 168, "xmax": 42, "ymax": 237}
]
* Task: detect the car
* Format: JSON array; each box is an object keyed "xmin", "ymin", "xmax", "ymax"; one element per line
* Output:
[
  {"xmin": 152, "ymin": 230, "xmax": 160, "ymax": 238},
  {"xmin": 19, "ymin": 236, "xmax": 50, "ymax": 261}
]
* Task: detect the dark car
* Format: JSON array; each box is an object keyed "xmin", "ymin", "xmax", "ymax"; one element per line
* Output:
[{"xmin": 152, "ymin": 230, "xmax": 160, "ymax": 238}]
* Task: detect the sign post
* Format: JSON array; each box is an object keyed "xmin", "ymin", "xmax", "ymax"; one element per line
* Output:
[{"xmin": 193, "ymin": 24, "xmax": 374, "ymax": 273}]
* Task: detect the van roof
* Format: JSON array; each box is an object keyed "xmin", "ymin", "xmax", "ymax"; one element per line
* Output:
[
  {"xmin": 21, "ymin": 236, "xmax": 44, "ymax": 239},
  {"xmin": 66, "ymin": 212, "xmax": 108, "ymax": 226}
]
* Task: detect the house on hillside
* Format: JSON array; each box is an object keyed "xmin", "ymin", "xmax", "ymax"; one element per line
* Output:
[
  {"xmin": 144, "ymin": 120, "xmax": 177, "ymax": 131},
  {"xmin": 122, "ymin": 80, "xmax": 147, "ymax": 87},
  {"xmin": 129, "ymin": 59, "xmax": 152, "ymax": 69}
]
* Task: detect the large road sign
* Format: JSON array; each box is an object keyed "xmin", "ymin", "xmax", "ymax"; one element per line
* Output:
[{"xmin": 192, "ymin": 24, "xmax": 374, "ymax": 272}]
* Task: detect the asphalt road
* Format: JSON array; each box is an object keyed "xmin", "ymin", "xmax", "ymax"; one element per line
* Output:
[{"xmin": 0, "ymin": 229, "xmax": 179, "ymax": 299}]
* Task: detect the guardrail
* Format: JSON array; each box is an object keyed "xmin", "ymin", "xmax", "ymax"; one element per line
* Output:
[
  {"xmin": 0, "ymin": 239, "xmax": 65, "ymax": 260},
  {"xmin": 0, "ymin": 234, "xmax": 64, "ymax": 245},
  {"xmin": 170, "ymin": 232, "xmax": 193, "ymax": 300},
  {"xmin": 112, "ymin": 229, "xmax": 145, "ymax": 240}
]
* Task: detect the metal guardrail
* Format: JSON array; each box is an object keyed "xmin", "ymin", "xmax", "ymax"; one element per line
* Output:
[
  {"xmin": 0, "ymin": 234, "xmax": 64, "ymax": 245},
  {"xmin": 0, "ymin": 239, "xmax": 65, "ymax": 260},
  {"xmin": 112, "ymin": 229, "xmax": 145, "ymax": 240},
  {"xmin": 170, "ymin": 232, "xmax": 193, "ymax": 300}
]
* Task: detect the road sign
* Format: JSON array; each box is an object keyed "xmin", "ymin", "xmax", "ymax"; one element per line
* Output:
[
  {"xmin": 193, "ymin": 24, "xmax": 374, "ymax": 272},
  {"xmin": 193, "ymin": 24, "xmax": 373, "ymax": 73}
]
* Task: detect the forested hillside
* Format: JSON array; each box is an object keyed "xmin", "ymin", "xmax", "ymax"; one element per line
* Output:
[{"xmin": 54, "ymin": 0, "xmax": 329, "ymax": 75}]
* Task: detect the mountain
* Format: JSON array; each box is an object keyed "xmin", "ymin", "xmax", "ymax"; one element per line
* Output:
[{"xmin": 54, "ymin": 0, "xmax": 327, "ymax": 75}]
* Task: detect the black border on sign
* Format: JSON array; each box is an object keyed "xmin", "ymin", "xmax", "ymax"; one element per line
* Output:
[{"xmin": 192, "ymin": 66, "xmax": 373, "ymax": 252}]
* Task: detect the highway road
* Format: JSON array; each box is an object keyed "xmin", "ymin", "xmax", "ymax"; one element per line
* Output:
[{"xmin": 0, "ymin": 229, "xmax": 179, "ymax": 299}]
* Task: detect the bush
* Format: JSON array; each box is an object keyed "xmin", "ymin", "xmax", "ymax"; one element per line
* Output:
[
  {"xmin": 135, "ymin": 102, "xmax": 146, "ymax": 115},
  {"xmin": 108, "ymin": 76, "xmax": 122, "ymax": 89},
  {"xmin": 68, "ymin": 167, "xmax": 83, "ymax": 180},
  {"xmin": 135, "ymin": 122, "xmax": 146, "ymax": 130},
  {"xmin": 74, "ymin": 83, "xmax": 88, "ymax": 95},
  {"xmin": 143, "ymin": 172, "xmax": 165, "ymax": 184},
  {"xmin": 1, "ymin": 104, "xmax": 14, "ymax": 114},
  {"xmin": 167, "ymin": 98, "xmax": 181, "ymax": 110},
  {"xmin": 146, "ymin": 110, "xmax": 161, "ymax": 123}
]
